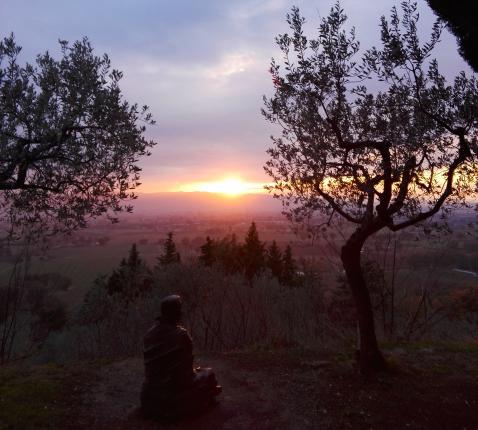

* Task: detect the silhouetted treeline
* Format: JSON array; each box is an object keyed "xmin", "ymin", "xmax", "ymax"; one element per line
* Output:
[
  {"xmin": 105, "ymin": 223, "xmax": 300, "ymax": 303},
  {"xmin": 198, "ymin": 222, "xmax": 299, "ymax": 286}
]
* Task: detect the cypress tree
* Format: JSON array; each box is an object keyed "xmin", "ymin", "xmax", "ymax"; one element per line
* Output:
[
  {"xmin": 199, "ymin": 236, "xmax": 216, "ymax": 267},
  {"xmin": 281, "ymin": 244, "xmax": 297, "ymax": 286},
  {"xmin": 106, "ymin": 243, "xmax": 151, "ymax": 302},
  {"xmin": 242, "ymin": 222, "xmax": 265, "ymax": 283},
  {"xmin": 127, "ymin": 243, "xmax": 142, "ymax": 273},
  {"xmin": 267, "ymin": 240, "xmax": 283, "ymax": 280},
  {"xmin": 218, "ymin": 233, "xmax": 242, "ymax": 275},
  {"xmin": 158, "ymin": 232, "xmax": 181, "ymax": 267}
]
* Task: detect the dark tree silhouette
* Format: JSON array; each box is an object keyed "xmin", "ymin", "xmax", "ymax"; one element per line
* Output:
[
  {"xmin": 425, "ymin": 0, "xmax": 478, "ymax": 72},
  {"xmin": 242, "ymin": 222, "xmax": 265, "ymax": 283},
  {"xmin": 266, "ymin": 240, "xmax": 283, "ymax": 279},
  {"xmin": 0, "ymin": 35, "xmax": 156, "ymax": 237},
  {"xmin": 263, "ymin": 2, "xmax": 478, "ymax": 373},
  {"xmin": 219, "ymin": 234, "xmax": 243, "ymax": 274},
  {"xmin": 106, "ymin": 260, "xmax": 127, "ymax": 295},
  {"xmin": 199, "ymin": 236, "xmax": 216, "ymax": 267},
  {"xmin": 107, "ymin": 243, "xmax": 151, "ymax": 303},
  {"xmin": 126, "ymin": 244, "xmax": 143, "ymax": 274},
  {"xmin": 281, "ymin": 245, "xmax": 297, "ymax": 287},
  {"xmin": 157, "ymin": 232, "xmax": 181, "ymax": 267},
  {"xmin": 328, "ymin": 274, "xmax": 357, "ymax": 329},
  {"xmin": 198, "ymin": 233, "xmax": 246, "ymax": 275}
]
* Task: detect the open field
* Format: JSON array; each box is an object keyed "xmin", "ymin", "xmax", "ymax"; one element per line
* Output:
[{"xmin": 1, "ymin": 210, "xmax": 477, "ymax": 310}]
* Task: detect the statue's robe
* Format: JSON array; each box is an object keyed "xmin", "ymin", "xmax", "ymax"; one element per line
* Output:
[{"xmin": 141, "ymin": 318, "xmax": 219, "ymax": 418}]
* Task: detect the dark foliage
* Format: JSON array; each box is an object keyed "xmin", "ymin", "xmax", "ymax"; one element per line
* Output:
[
  {"xmin": 0, "ymin": 35, "xmax": 156, "ymax": 237},
  {"xmin": 0, "ymin": 271, "xmax": 68, "ymax": 361},
  {"xmin": 157, "ymin": 232, "xmax": 181, "ymax": 267},
  {"xmin": 281, "ymin": 244, "xmax": 298, "ymax": 287},
  {"xmin": 266, "ymin": 240, "xmax": 283, "ymax": 279},
  {"xmin": 426, "ymin": 0, "xmax": 478, "ymax": 72},
  {"xmin": 328, "ymin": 274, "xmax": 357, "ymax": 329},
  {"xmin": 197, "ymin": 223, "xmax": 299, "ymax": 286},
  {"xmin": 242, "ymin": 222, "xmax": 265, "ymax": 283},
  {"xmin": 216, "ymin": 234, "xmax": 243, "ymax": 274},
  {"xmin": 198, "ymin": 236, "xmax": 216, "ymax": 267},
  {"xmin": 106, "ymin": 243, "xmax": 152, "ymax": 302}
]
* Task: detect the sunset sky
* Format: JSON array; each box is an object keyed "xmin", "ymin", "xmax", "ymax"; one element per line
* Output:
[{"xmin": 1, "ymin": 0, "xmax": 471, "ymax": 195}]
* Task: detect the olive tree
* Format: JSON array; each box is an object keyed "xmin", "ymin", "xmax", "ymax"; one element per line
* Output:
[
  {"xmin": 0, "ymin": 35, "xmax": 156, "ymax": 237},
  {"xmin": 263, "ymin": 2, "xmax": 478, "ymax": 373}
]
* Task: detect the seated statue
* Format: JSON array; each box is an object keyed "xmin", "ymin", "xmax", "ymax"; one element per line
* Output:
[{"xmin": 140, "ymin": 295, "xmax": 221, "ymax": 419}]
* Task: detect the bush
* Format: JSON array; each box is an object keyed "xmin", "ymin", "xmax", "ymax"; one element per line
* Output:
[{"xmin": 70, "ymin": 263, "xmax": 333, "ymax": 359}]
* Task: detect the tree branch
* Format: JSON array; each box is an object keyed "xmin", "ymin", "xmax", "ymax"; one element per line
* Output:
[
  {"xmin": 314, "ymin": 185, "xmax": 362, "ymax": 224},
  {"xmin": 389, "ymin": 136, "xmax": 471, "ymax": 231}
]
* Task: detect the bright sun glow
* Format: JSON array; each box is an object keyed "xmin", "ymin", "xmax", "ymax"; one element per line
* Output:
[
  {"xmin": 200, "ymin": 178, "xmax": 247, "ymax": 195},
  {"xmin": 179, "ymin": 178, "xmax": 266, "ymax": 196}
]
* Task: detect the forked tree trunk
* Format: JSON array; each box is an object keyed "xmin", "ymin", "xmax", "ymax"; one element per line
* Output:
[{"xmin": 341, "ymin": 232, "xmax": 387, "ymax": 374}]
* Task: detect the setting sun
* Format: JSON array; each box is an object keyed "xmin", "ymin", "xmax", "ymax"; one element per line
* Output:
[
  {"xmin": 201, "ymin": 178, "xmax": 247, "ymax": 196},
  {"xmin": 178, "ymin": 177, "xmax": 267, "ymax": 196}
]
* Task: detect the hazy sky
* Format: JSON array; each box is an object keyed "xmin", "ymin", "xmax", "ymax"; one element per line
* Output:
[{"xmin": 0, "ymin": 0, "xmax": 470, "ymax": 193}]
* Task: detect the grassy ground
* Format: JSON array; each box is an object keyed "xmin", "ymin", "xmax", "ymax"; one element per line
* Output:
[
  {"xmin": 0, "ymin": 364, "xmax": 63, "ymax": 429},
  {"xmin": 0, "ymin": 362, "xmax": 98, "ymax": 430},
  {"xmin": 1, "ymin": 365, "xmax": 60, "ymax": 429},
  {"xmin": 2, "ymin": 343, "xmax": 477, "ymax": 429},
  {"xmin": 232, "ymin": 343, "xmax": 478, "ymax": 429}
]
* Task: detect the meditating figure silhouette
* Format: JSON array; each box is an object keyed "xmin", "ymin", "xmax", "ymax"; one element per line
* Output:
[{"xmin": 141, "ymin": 295, "xmax": 221, "ymax": 419}]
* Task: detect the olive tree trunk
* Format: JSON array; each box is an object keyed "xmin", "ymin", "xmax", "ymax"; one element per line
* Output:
[{"xmin": 341, "ymin": 230, "xmax": 387, "ymax": 374}]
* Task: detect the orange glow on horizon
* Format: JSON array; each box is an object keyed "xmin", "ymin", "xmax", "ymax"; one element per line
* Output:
[
  {"xmin": 136, "ymin": 177, "xmax": 272, "ymax": 195},
  {"xmin": 178, "ymin": 177, "xmax": 267, "ymax": 197}
]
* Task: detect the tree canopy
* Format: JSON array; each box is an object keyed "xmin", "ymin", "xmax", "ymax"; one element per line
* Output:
[
  {"xmin": 263, "ymin": 1, "xmax": 478, "ymax": 373},
  {"xmin": 264, "ymin": 2, "xmax": 477, "ymax": 233},
  {"xmin": 426, "ymin": 0, "xmax": 478, "ymax": 72},
  {"xmin": 0, "ymin": 35, "xmax": 156, "ymax": 238}
]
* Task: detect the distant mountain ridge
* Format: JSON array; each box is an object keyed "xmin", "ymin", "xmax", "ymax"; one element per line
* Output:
[{"xmin": 131, "ymin": 192, "xmax": 282, "ymax": 215}]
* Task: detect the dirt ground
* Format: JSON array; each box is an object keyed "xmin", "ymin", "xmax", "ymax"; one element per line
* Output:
[{"xmin": 61, "ymin": 348, "xmax": 478, "ymax": 430}]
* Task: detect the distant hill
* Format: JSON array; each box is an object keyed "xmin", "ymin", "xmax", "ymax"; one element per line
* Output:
[{"xmin": 132, "ymin": 192, "xmax": 282, "ymax": 215}]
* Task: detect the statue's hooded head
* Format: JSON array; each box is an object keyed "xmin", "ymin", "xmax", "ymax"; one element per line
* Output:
[{"xmin": 160, "ymin": 294, "xmax": 182, "ymax": 324}]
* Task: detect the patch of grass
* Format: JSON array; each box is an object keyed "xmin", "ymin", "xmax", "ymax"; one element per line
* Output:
[
  {"xmin": 0, "ymin": 364, "xmax": 66, "ymax": 430},
  {"xmin": 438, "ymin": 341, "xmax": 478, "ymax": 354},
  {"xmin": 398, "ymin": 340, "xmax": 436, "ymax": 352},
  {"xmin": 380, "ymin": 340, "xmax": 478, "ymax": 354},
  {"xmin": 222, "ymin": 345, "xmax": 329, "ymax": 367},
  {"xmin": 333, "ymin": 351, "xmax": 355, "ymax": 363},
  {"xmin": 422, "ymin": 362, "xmax": 453, "ymax": 375},
  {"xmin": 378, "ymin": 340, "xmax": 399, "ymax": 350}
]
